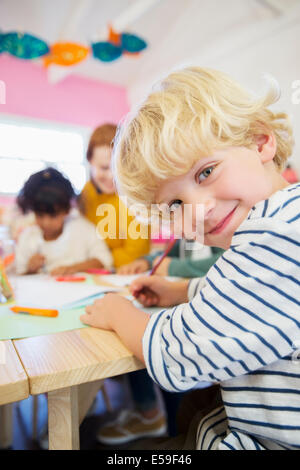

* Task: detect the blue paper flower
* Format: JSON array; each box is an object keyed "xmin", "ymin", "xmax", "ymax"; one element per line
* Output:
[{"xmin": 1, "ymin": 32, "xmax": 49, "ymax": 59}]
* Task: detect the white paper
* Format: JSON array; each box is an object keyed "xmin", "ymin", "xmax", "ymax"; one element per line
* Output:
[{"xmin": 12, "ymin": 274, "xmax": 121, "ymax": 309}]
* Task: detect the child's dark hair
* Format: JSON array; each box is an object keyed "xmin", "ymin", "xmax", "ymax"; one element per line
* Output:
[{"xmin": 17, "ymin": 168, "xmax": 75, "ymax": 215}]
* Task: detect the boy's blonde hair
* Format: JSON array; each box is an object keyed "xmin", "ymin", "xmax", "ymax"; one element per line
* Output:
[{"xmin": 112, "ymin": 67, "xmax": 293, "ymax": 207}]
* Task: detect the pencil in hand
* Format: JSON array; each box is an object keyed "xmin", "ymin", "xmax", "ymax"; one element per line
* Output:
[
  {"xmin": 132, "ymin": 237, "xmax": 177, "ymax": 300},
  {"xmin": 149, "ymin": 237, "xmax": 177, "ymax": 275}
]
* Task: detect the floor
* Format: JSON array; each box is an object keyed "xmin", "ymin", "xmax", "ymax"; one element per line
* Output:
[{"xmin": 2, "ymin": 375, "xmax": 167, "ymax": 451}]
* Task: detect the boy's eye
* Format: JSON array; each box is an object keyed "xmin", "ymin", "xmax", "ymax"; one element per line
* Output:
[
  {"xmin": 168, "ymin": 199, "xmax": 182, "ymax": 212},
  {"xmin": 197, "ymin": 166, "xmax": 215, "ymax": 182}
]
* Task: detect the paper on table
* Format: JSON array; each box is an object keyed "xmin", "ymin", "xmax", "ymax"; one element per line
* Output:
[
  {"xmin": 0, "ymin": 298, "xmax": 162, "ymax": 340},
  {"xmin": 12, "ymin": 274, "xmax": 120, "ymax": 309},
  {"xmin": 0, "ymin": 274, "xmax": 164, "ymax": 340},
  {"xmin": 0, "ymin": 304, "xmax": 88, "ymax": 340}
]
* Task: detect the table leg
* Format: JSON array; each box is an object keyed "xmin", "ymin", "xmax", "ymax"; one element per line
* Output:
[
  {"xmin": 77, "ymin": 380, "xmax": 113, "ymax": 423},
  {"xmin": 78, "ymin": 379, "xmax": 103, "ymax": 425},
  {"xmin": 0, "ymin": 404, "xmax": 13, "ymax": 449},
  {"xmin": 48, "ymin": 386, "xmax": 79, "ymax": 450}
]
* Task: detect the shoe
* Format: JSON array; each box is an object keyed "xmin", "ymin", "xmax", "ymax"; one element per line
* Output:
[{"xmin": 97, "ymin": 409, "xmax": 167, "ymax": 445}]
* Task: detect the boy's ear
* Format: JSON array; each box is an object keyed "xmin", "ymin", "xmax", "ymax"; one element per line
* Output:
[{"xmin": 253, "ymin": 133, "xmax": 277, "ymax": 163}]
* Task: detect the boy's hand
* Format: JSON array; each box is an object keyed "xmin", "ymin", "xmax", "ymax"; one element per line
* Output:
[
  {"xmin": 117, "ymin": 259, "xmax": 150, "ymax": 275},
  {"xmin": 152, "ymin": 256, "xmax": 171, "ymax": 276},
  {"xmin": 80, "ymin": 293, "xmax": 133, "ymax": 330},
  {"xmin": 27, "ymin": 254, "xmax": 45, "ymax": 274},
  {"xmin": 130, "ymin": 275, "xmax": 189, "ymax": 308}
]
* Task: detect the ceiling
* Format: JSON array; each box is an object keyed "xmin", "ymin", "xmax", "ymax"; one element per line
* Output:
[{"xmin": 1, "ymin": 0, "xmax": 299, "ymax": 104}]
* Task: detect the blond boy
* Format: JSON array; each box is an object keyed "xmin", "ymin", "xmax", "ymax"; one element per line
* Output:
[{"xmin": 81, "ymin": 68, "xmax": 300, "ymax": 450}]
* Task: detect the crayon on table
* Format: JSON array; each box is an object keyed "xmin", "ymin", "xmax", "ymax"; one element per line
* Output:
[{"xmin": 10, "ymin": 306, "xmax": 59, "ymax": 318}]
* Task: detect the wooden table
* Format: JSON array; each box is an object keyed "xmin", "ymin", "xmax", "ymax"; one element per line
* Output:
[
  {"xmin": 0, "ymin": 340, "xmax": 29, "ymax": 448},
  {"xmin": 13, "ymin": 326, "xmax": 144, "ymax": 450}
]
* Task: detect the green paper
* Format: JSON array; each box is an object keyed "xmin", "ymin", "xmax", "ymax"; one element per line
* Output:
[
  {"xmin": 0, "ymin": 305, "xmax": 88, "ymax": 340},
  {"xmin": 0, "ymin": 278, "xmax": 162, "ymax": 341}
]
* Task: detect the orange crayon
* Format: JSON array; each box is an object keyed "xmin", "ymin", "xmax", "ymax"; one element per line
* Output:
[{"xmin": 10, "ymin": 306, "xmax": 58, "ymax": 317}]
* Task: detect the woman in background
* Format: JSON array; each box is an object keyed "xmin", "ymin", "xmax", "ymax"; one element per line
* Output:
[{"xmin": 79, "ymin": 123, "xmax": 150, "ymax": 268}]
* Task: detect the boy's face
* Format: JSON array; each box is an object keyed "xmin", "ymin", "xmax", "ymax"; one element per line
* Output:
[
  {"xmin": 35, "ymin": 211, "xmax": 67, "ymax": 241},
  {"xmin": 90, "ymin": 145, "xmax": 115, "ymax": 194},
  {"xmin": 155, "ymin": 146, "xmax": 282, "ymax": 250}
]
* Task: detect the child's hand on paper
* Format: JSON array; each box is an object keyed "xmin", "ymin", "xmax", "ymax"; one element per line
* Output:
[
  {"xmin": 130, "ymin": 275, "xmax": 189, "ymax": 308},
  {"xmin": 152, "ymin": 256, "xmax": 171, "ymax": 276},
  {"xmin": 27, "ymin": 254, "xmax": 45, "ymax": 274},
  {"xmin": 117, "ymin": 258, "xmax": 150, "ymax": 275},
  {"xmin": 80, "ymin": 293, "xmax": 133, "ymax": 330}
]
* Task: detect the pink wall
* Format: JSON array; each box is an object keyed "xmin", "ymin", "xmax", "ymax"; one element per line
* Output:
[{"xmin": 0, "ymin": 55, "xmax": 129, "ymax": 127}]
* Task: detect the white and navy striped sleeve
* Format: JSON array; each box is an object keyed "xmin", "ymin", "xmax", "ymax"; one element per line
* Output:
[{"xmin": 142, "ymin": 187, "xmax": 300, "ymax": 393}]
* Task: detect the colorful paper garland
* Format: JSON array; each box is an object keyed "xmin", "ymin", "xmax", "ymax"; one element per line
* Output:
[
  {"xmin": 0, "ymin": 28, "xmax": 147, "ymax": 65},
  {"xmin": 0, "ymin": 32, "xmax": 49, "ymax": 59},
  {"xmin": 43, "ymin": 42, "xmax": 90, "ymax": 67}
]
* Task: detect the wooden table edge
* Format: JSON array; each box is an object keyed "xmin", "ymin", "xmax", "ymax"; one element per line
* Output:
[
  {"xmin": 0, "ymin": 340, "xmax": 29, "ymax": 406},
  {"xmin": 13, "ymin": 328, "xmax": 145, "ymax": 395}
]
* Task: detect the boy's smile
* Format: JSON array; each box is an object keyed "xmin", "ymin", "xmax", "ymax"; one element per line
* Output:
[
  {"xmin": 206, "ymin": 205, "xmax": 238, "ymax": 236},
  {"xmin": 155, "ymin": 144, "xmax": 288, "ymax": 249}
]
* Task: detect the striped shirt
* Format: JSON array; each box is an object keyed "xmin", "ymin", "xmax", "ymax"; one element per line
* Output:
[{"xmin": 143, "ymin": 183, "xmax": 300, "ymax": 450}]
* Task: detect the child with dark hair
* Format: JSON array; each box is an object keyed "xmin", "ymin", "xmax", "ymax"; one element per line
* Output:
[{"xmin": 16, "ymin": 168, "xmax": 113, "ymax": 275}]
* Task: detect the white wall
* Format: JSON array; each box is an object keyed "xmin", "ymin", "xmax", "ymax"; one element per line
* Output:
[
  {"xmin": 193, "ymin": 2, "xmax": 300, "ymax": 173},
  {"xmin": 128, "ymin": 0, "xmax": 300, "ymax": 174}
]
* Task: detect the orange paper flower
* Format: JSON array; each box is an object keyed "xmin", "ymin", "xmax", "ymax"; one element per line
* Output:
[
  {"xmin": 108, "ymin": 25, "xmax": 121, "ymax": 46},
  {"xmin": 43, "ymin": 42, "xmax": 89, "ymax": 67}
]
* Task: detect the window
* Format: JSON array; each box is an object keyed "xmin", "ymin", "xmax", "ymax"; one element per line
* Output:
[{"xmin": 0, "ymin": 116, "xmax": 89, "ymax": 194}]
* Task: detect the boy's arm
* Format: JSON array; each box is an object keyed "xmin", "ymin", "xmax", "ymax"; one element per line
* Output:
[
  {"xmin": 143, "ymin": 231, "xmax": 299, "ymax": 392},
  {"xmin": 80, "ymin": 277, "xmax": 190, "ymax": 362},
  {"xmin": 80, "ymin": 294, "xmax": 150, "ymax": 363},
  {"xmin": 111, "ymin": 303, "xmax": 150, "ymax": 363}
]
